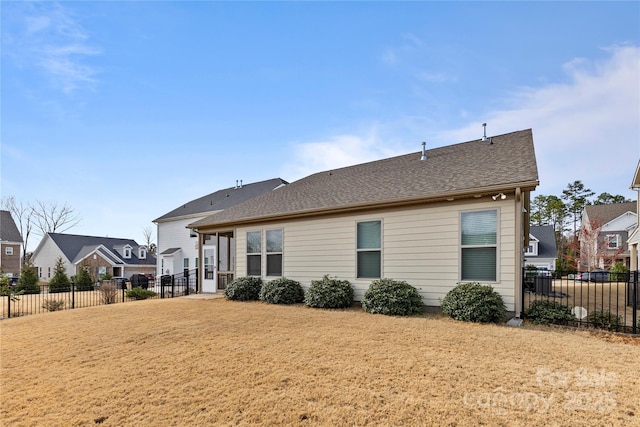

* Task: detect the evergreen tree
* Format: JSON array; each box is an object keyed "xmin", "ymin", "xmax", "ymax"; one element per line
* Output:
[
  {"xmin": 75, "ymin": 266, "xmax": 94, "ymax": 291},
  {"xmin": 15, "ymin": 260, "xmax": 40, "ymax": 294},
  {"xmin": 49, "ymin": 257, "xmax": 71, "ymax": 293}
]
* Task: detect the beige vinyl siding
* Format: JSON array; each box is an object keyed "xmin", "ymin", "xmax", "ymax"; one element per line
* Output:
[{"xmin": 234, "ymin": 198, "xmax": 518, "ymax": 311}]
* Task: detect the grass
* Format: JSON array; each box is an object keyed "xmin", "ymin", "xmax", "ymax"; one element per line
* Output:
[{"xmin": 1, "ymin": 298, "xmax": 639, "ymax": 426}]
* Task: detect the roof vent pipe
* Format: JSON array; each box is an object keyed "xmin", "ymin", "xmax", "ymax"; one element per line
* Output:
[
  {"xmin": 235, "ymin": 180, "xmax": 238, "ymax": 189},
  {"xmin": 420, "ymin": 142, "xmax": 427, "ymax": 161},
  {"xmin": 240, "ymin": 179, "xmax": 243, "ymax": 188},
  {"xmin": 482, "ymin": 123, "xmax": 488, "ymax": 141}
]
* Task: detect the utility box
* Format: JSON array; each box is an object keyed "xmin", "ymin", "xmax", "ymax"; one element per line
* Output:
[{"xmin": 534, "ymin": 276, "xmax": 552, "ymax": 295}]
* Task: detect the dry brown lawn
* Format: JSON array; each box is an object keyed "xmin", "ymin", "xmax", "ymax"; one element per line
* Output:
[{"xmin": 1, "ymin": 298, "xmax": 639, "ymax": 427}]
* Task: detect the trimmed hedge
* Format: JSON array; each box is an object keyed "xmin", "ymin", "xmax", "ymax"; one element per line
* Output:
[
  {"xmin": 259, "ymin": 278, "xmax": 304, "ymax": 305},
  {"xmin": 441, "ymin": 282, "xmax": 506, "ymax": 323},
  {"xmin": 525, "ymin": 300, "xmax": 573, "ymax": 325},
  {"xmin": 361, "ymin": 278, "xmax": 423, "ymax": 316},
  {"xmin": 126, "ymin": 287, "xmax": 157, "ymax": 300},
  {"xmin": 304, "ymin": 275, "xmax": 353, "ymax": 309},
  {"xmin": 225, "ymin": 277, "xmax": 263, "ymax": 301}
]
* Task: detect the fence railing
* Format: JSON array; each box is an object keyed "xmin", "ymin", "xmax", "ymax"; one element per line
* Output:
[
  {"xmin": 1, "ymin": 269, "xmax": 200, "ymax": 319},
  {"xmin": 522, "ymin": 269, "xmax": 638, "ymax": 334}
]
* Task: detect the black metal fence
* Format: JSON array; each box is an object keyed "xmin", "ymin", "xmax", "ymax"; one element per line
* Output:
[
  {"xmin": 522, "ymin": 269, "xmax": 638, "ymax": 334},
  {"xmin": 1, "ymin": 269, "xmax": 199, "ymax": 319}
]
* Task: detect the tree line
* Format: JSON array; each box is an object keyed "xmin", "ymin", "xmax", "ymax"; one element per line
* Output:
[{"xmin": 529, "ymin": 180, "xmax": 632, "ymax": 271}]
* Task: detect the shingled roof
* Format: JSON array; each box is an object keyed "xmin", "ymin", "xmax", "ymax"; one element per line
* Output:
[
  {"xmin": 0, "ymin": 210, "xmax": 23, "ymax": 243},
  {"xmin": 190, "ymin": 129, "xmax": 539, "ymax": 229},
  {"xmin": 584, "ymin": 201, "xmax": 637, "ymax": 225},
  {"xmin": 47, "ymin": 233, "xmax": 156, "ymax": 266},
  {"xmin": 529, "ymin": 225, "xmax": 557, "ymax": 259},
  {"xmin": 154, "ymin": 178, "xmax": 288, "ymax": 222}
]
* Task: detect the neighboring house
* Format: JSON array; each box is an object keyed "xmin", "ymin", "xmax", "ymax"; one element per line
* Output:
[
  {"xmin": 0, "ymin": 210, "xmax": 23, "ymax": 277},
  {"xmin": 524, "ymin": 225, "xmax": 557, "ymax": 271},
  {"xmin": 579, "ymin": 201, "xmax": 637, "ymax": 270},
  {"xmin": 31, "ymin": 233, "xmax": 156, "ymax": 281},
  {"xmin": 627, "ymin": 160, "xmax": 640, "ymax": 270},
  {"xmin": 188, "ymin": 129, "xmax": 539, "ymax": 317},
  {"xmin": 153, "ymin": 178, "xmax": 287, "ymax": 280}
]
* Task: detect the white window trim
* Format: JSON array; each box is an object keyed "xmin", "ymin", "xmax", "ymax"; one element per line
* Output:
[
  {"xmin": 139, "ymin": 248, "xmax": 147, "ymax": 259},
  {"xmin": 5, "ymin": 247, "xmax": 13, "ymax": 255},
  {"xmin": 459, "ymin": 208, "xmax": 500, "ymax": 283},
  {"xmin": 525, "ymin": 241, "xmax": 538, "ymax": 256},
  {"xmin": 265, "ymin": 228, "xmax": 284, "ymax": 277},
  {"xmin": 246, "ymin": 230, "xmax": 262, "ymax": 276},
  {"xmin": 606, "ymin": 234, "xmax": 620, "ymax": 250},
  {"xmin": 123, "ymin": 245, "xmax": 132, "ymax": 259},
  {"xmin": 356, "ymin": 219, "xmax": 383, "ymax": 279}
]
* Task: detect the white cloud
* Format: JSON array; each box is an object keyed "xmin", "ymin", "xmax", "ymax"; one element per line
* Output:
[
  {"xmin": 4, "ymin": 2, "xmax": 101, "ymax": 93},
  {"xmin": 289, "ymin": 46, "xmax": 639, "ymax": 200},
  {"xmin": 435, "ymin": 45, "xmax": 640, "ymax": 199}
]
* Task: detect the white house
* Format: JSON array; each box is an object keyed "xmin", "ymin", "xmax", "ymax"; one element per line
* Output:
[
  {"xmin": 153, "ymin": 178, "xmax": 287, "ymax": 284},
  {"xmin": 188, "ymin": 129, "xmax": 539, "ymax": 317},
  {"xmin": 524, "ymin": 225, "xmax": 557, "ymax": 271},
  {"xmin": 31, "ymin": 233, "xmax": 156, "ymax": 281}
]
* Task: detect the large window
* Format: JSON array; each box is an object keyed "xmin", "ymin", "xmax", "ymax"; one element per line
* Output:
[
  {"xmin": 266, "ymin": 229, "xmax": 283, "ymax": 276},
  {"xmin": 461, "ymin": 210, "xmax": 497, "ymax": 281},
  {"xmin": 247, "ymin": 231, "xmax": 262, "ymax": 276},
  {"xmin": 357, "ymin": 220, "xmax": 381, "ymax": 278},
  {"xmin": 606, "ymin": 234, "xmax": 620, "ymax": 249}
]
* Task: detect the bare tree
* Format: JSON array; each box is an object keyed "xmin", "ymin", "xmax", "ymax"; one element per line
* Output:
[
  {"xmin": 1, "ymin": 196, "xmax": 35, "ymax": 265},
  {"xmin": 32, "ymin": 200, "xmax": 80, "ymax": 236},
  {"xmin": 142, "ymin": 225, "xmax": 156, "ymax": 255}
]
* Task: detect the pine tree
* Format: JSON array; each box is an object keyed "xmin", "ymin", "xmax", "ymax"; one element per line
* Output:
[
  {"xmin": 15, "ymin": 260, "xmax": 40, "ymax": 294},
  {"xmin": 49, "ymin": 257, "xmax": 71, "ymax": 293},
  {"xmin": 75, "ymin": 266, "xmax": 94, "ymax": 291}
]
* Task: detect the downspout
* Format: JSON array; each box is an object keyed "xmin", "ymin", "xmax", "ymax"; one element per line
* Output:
[{"xmin": 514, "ymin": 187, "xmax": 523, "ymax": 318}]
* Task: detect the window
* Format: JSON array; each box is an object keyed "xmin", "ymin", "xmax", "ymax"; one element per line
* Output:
[
  {"xmin": 5, "ymin": 247, "xmax": 13, "ymax": 256},
  {"xmin": 184, "ymin": 258, "xmax": 189, "ymax": 269},
  {"xmin": 195, "ymin": 257, "xmax": 199, "ymax": 268},
  {"xmin": 139, "ymin": 248, "xmax": 146, "ymax": 259},
  {"xmin": 525, "ymin": 242, "xmax": 538, "ymax": 256},
  {"xmin": 123, "ymin": 246, "xmax": 132, "ymax": 259},
  {"xmin": 461, "ymin": 210, "xmax": 497, "ymax": 281},
  {"xmin": 48, "ymin": 267, "xmax": 51, "ymax": 278},
  {"xmin": 266, "ymin": 229, "xmax": 283, "ymax": 276},
  {"xmin": 247, "ymin": 231, "xmax": 262, "ymax": 276},
  {"xmin": 357, "ymin": 221, "xmax": 381, "ymax": 278},
  {"xmin": 606, "ymin": 234, "xmax": 620, "ymax": 249}
]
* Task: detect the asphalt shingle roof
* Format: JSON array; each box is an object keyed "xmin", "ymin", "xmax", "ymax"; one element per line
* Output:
[
  {"xmin": 0, "ymin": 210, "xmax": 23, "ymax": 243},
  {"xmin": 48, "ymin": 233, "xmax": 156, "ymax": 265},
  {"xmin": 153, "ymin": 178, "xmax": 288, "ymax": 222},
  {"xmin": 190, "ymin": 129, "xmax": 539, "ymax": 229},
  {"xmin": 529, "ymin": 225, "xmax": 557, "ymax": 259},
  {"xmin": 584, "ymin": 202, "xmax": 637, "ymax": 225}
]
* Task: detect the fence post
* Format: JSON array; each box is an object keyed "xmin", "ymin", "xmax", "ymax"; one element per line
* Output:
[
  {"xmin": 185, "ymin": 270, "xmax": 190, "ymax": 296},
  {"xmin": 633, "ymin": 271, "xmax": 638, "ymax": 335},
  {"xmin": 195, "ymin": 268, "xmax": 199, "ymax": 293},
  {"xmin": 122, "ymin": 286, "xmax": 125, "ymax": 303},
  {"xmin": 171, "ymin": 275, "xmax": 175, "ymax": 298},
  {"xmin": 71, "ymin": 280, "xmax": 75, "ymax": 309},
  {"xmin": 7, "ymin": 294, "xmax": 11, "ymax": 319}
]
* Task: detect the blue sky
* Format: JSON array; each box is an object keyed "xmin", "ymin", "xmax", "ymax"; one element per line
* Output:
[{"xmin": 2, "ymin": 1, "xmax": 639, "ymax": 251}]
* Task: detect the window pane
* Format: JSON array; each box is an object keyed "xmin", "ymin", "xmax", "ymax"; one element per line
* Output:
[
  {"xmin": 357, "ymin": 221, "xmax": 381, "ymax": 249},
  {"xmin": 266, "ymin": 230, "xmax": 283, "ymax": 253},
  {"xmin": 462, "ymin": 211, "xmax": 496, "ymax": 245},
  {"xmin": 247, "ymin": 255, "xmax": 261, "ymax": 276},
  {"xmin": 358, "ymin": 251, "xmax": 381, "ymax": 278},
  {"xmin": 461, "ymin": 247, "xmax": 496, "ymax": 281},
  {"xmin": 266, "ymin": 254, "xmax": 282, "ymax": 276},
  {"xmin": 247, "ymin": 231, "xmax": 261, "ymax": 254}
]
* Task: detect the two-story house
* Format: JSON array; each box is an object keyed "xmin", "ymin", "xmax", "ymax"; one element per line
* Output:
[
  {"xmin": 579, "ymin": 202, "xmax": 637, "ymax": 270},
  {"xmin": 0, "ymin": 210, "xmax": 23, "ymax": 277},
  {"xmin": 524, "ymin": 225, "xmax": 558, "ymax": 271},
  {"xmin": 153, "ymin": 178, "xmax": 287, "ymax": 289}
]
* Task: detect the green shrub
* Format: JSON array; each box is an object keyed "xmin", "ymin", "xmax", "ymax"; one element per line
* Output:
[
  {"xmin": 126, "ymin": 287, "xmax": 157, "ymax": 300},
  {"xmin": 75, "ymin": 266, "xmax": 94, "ymax": 291},
  {"xmin": 525, "ymin": 300, "xmax": 573, "ymax": 325},
  {"xmin": 304, "ymin": 275, "xmax": 353, "ymax": 309},
  {"xmin": 259, "ymin": 278, "xmax": 304, "ymax": 305},
  {"xmin": 609, "ymin": 262, "xmax": 629, "ymax": 282},
  {"xmin": 225, "ymin": 277, "xmax": 263, "ymax": 301},
  {"xmin": 441, "ymin": 282, "xmax": 506, "ymax": 323},
  {"xmin": 361, "ymin": 278, "xmax": 423, "ymax": 316},
  {"xmin": 587, "ymin": 310, "xmax": 622, "ymax": 332},
  {"xmin": 42, "ymin": 299, "xmax": 65, "ymax": 312}
]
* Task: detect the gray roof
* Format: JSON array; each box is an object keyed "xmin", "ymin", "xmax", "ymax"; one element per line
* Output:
[
  {"xmin": 0, "ymin": 210, "xmax": 23, "ymax": 243},
  {"xmin": 190, "ymin": 129, "xmax": 539, "ymax": 229},
  {"xmin": 529, "ymin": 225, "xmax": 557, "ymax": 259},
  {"xmin": 160, "ymin": 247, "xmax": 181, "ymax": 255},
  {"xmin": 153, "ymin": 178, "xmax": 288, "ymax": 222},
  {"xmin": 47, "ymin": 233, "xmax": 156, "ymax": 266},
  {"xmin": 584, "ymin": 202, "xmax": 637, "ymax": 225}
]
